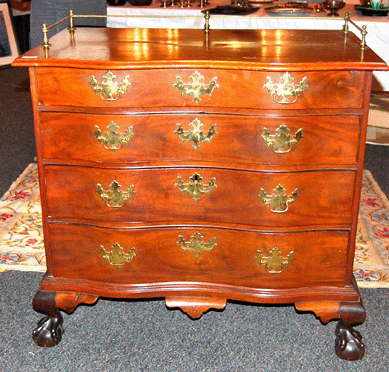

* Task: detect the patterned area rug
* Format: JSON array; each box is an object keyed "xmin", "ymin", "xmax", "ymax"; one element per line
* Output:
[
  {"xmin": 0, "ymin": 164, "xmax": 44, "ymax": 272},
  {"xmin": 1, "ymin": 164, "xmax": 389, "ymax": 288},
  {"xmin": 355, "ymin": 171, "xmax": 389, "ymax": 287},
  {"xmin": 366, "ymin": 94, "xmax": 389, "ymax": 146}
]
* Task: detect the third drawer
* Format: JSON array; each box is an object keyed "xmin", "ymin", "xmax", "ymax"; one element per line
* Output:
[{"xmin": 44, "ymin": 166, "xmax": 356, "ymax": 228}]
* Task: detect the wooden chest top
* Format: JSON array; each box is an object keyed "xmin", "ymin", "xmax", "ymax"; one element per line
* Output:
[{"xmin": 13, "ymin": 27, "xmax": 389, "ymax": 71}]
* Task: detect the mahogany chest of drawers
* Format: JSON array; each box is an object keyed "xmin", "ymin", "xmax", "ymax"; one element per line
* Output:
[{"xmin": 13, "ymin": 25, "xmax": 388, "ymax": 360}]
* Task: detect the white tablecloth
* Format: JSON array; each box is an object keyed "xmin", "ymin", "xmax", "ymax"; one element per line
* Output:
[{"xmin": 107, "ymin": 2, "xmax": 389, "ymax": 91}]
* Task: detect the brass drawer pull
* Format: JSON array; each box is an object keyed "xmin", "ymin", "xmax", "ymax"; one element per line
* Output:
[
  {"xmin": 258, "ymin": 184, "xmax": 299, "ymax": 213},
  {"xmin": 263, "ymin": 72, "xmax": 308, "ymax": 104},
  {"xmin": 177, "ymin": 232, "xmax": 217, "ymax": 259},
  {"xmin": 99, "ymin": 242, "xmax": 136, "ymax": 269},
  {"xmin": 89, "ymin": 71, "xmax": 131, "ymax": 101},
  {"xmin": 93, "ymin": 121, "xmax": 134, "ymax": 151},
  {"xmin": 255, "ymin": 247, "xmax": 295, "ymax": 274},
  {"xmin": 174, "ymin": 118, "xmax": 217, "ymax": 149},
  {"xmin": 174, "ymin": 71, "xmax": 218, "ymax": 104},
  {"xmin": 96, "ymin": 180, "xmax": 135, "ymax": 208},
  {"xmin": 262, "ymin": 124, "xmax": 303, "ymax": 154},
  {"xmin": 175, "ymin": 172, "xmax": 217, "ymax": 201}
]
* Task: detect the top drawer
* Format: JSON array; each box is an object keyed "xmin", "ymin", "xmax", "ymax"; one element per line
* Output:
[{"xmin": 35, "ymin": 68, "xmax": 365, "ymax": 110}]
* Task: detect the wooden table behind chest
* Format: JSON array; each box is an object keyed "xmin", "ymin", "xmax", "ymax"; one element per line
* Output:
[{"xmin": 13, "ymin": 25, "xmax": 389, "ymax": 360}]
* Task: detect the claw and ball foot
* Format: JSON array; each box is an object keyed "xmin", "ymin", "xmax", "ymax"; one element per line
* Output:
[
  {"xmin": 335, "ymin": 320, "xmax": 365, "ymax": 361},
  {"xmin": 295, "ymin": 294, "xmax": 366, "ymax": 361},
  {"xmin": 32, "ymin": 311, "xmax": 64, "ymax": 347},
  {"xmin": 32, "ymin": 290, "xmax": 98, "ymax": 347},
  {"xmin": 32, "ymin": 291, "xmax": 64, "ymax": 347}
]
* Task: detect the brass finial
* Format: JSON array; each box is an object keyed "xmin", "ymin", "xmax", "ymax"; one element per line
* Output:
[
  {"xmin": 68, "ymin": 9, "xmax": 75, "ymax": 32},
  {"xmin": 42, "ymin": 23, "xmax": 50, "ymax": 50},
  {"xmin": 360, "ymin": 25, "xmax": 367, "ymax": 50},
  {"xmin": 343, "ymin": 12, "xmax": 349, "ymax": 34},
  {"xmin": 204, "ymin": 11, "xmax": 210, "ymax": 34}
]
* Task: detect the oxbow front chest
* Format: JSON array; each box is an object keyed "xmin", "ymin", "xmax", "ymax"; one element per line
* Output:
[{"xmin": 13, "ymin": 26, "xmax": 388, "ymax": 360}]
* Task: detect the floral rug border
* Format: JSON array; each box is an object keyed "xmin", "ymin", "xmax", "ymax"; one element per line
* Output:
[
  {"xmin": 354, "ymin": 170, "xmax": 389, "ymax": 287},
  {"xmin": 0, "ymin": 164, "xmax": 45, "ymax": 272}
]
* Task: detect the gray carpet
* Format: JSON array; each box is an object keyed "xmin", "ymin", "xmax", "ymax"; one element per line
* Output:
[
  {"xmin": 1, "ymin": 270, "xmax": 388, "ymax": 372},
  {"xmin": 1, "ymin": 66, "xmax": 389, "ymax": 371}
]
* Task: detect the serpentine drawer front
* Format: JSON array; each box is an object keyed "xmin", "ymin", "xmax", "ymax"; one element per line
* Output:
[
  {"xmin": 48, "ymin": 224, "xmax": 349, "ymax": 288},
  {"xmin": 39, "ymin": 112, "xmax": 360, "ymax": 167},
  {"xmin": 44, "ymin": 166, "xmax": 355, "ymax": 228},
  {"xmin": 35, "ymin": 68, "xmax": 365, "ymax": 110},
  {"xmin": 13, "ymin": 26, "xmax": 389, "ymax": 359}
]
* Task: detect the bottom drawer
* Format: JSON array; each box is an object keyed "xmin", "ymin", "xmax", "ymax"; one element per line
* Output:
[{"xmin": 48, "ymin": 224, "xmax": 350, "ymax": 289}]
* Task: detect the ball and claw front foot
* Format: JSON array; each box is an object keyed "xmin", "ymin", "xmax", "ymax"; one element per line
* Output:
[
  {"xmin": 32, "ymin": 312, "xmax": 64, "ymax": 347},
  {"xmin": 335, "ymin": 320, "xmax": 365, "ymax": 361}
]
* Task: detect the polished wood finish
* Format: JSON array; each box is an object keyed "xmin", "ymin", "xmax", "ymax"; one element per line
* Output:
[
  {"xmin": 39, "ymin": 113, "xmax": 360, "ymax": 168},
  {"xmin": 34, "ymin": 68, "xmax": 366, "ymax": 110},
  {"xmin": 165, "ymin": 297, "xmax": 227, "ymax": 319},
  {"xmin": 44, "ymin": 166, "xmax": 355, "ymax": 228},
  {"xmin": 47, "ymin": 224, "xmax": 350, "ymax": 288},
  {"xmin": 14, "ymin": 28, "xmax": 388, "ymax": 71},
  {"xmin": 13, "ymin": 26, "xmax": 389, "ymax": 358}
]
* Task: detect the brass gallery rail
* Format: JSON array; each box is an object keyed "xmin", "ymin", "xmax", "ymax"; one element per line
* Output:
[{"xmin": 40, "ymin": 10, "xmax": 369, "ymax": 51}]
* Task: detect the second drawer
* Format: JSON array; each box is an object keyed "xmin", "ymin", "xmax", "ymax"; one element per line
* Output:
[{"xmin": 39, "ymin": 112, "xmax": 360, "ymax": 167}]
